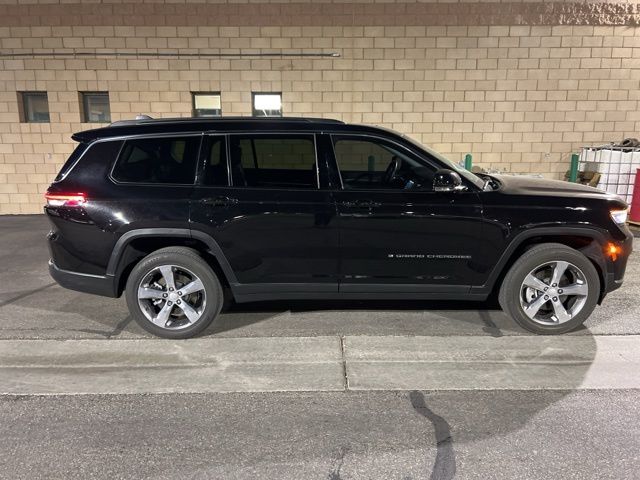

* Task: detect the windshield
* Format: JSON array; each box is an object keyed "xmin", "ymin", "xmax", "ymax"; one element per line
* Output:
[{"xmin": 399, "ymin": 133, "xmax": 486, "ymax": 190}]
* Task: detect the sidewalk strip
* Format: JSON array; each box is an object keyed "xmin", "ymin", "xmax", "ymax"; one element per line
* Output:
[
  {"xmin": 0, "ymin": 337, "xmax": 345, "ymax": 395},
  {"xmin": 344, "ymin": 335, "xmax": 640, "ymax": 391}
]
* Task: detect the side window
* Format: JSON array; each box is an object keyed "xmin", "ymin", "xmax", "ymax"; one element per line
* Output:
[
  {"xmin": 202, "ymin": 136, "xmax": 228, "ymax": 186},
  {"xmin": 332, "ymin": 136, "xmax": 436, "ymax": 190},
  {"xmin": 229, "ymin": 135, "xmax": 317, "ymax": 189},
  {"xmin": 112, "ymin": 136, "xmax": 201, "ymax": 184}
]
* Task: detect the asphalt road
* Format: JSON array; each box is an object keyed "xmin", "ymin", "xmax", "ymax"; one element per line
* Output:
[{"xmin": 1, "ymin": 215, "xmax": 639, "ymax": 479}]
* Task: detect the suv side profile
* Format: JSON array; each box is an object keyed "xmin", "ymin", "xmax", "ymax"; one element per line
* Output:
[{"xmin": 46, "ymin": 117, "xmax": 633, "ymax": 338}]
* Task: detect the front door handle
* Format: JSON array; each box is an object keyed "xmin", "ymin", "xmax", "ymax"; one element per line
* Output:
[
  {"xmin": 201, "ymin": 196, "xmax": 238, "ymax": 207},
  {"xmin": 340, "ymin": 200, "xmax": 381, "ymax": 209}
]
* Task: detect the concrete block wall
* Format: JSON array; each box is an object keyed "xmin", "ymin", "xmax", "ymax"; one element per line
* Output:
[{"xmin": 0, "ymin": 0, "xmax": 639, "ymax": 213}]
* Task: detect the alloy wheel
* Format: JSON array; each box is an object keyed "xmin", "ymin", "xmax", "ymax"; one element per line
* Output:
[
  {"xmin": 519, "ymin": 260, "xmax": 589, "ymax": 326},
  {"xmin": 137, "ymin": 264, "xmax": 207, "ymax": 330}
]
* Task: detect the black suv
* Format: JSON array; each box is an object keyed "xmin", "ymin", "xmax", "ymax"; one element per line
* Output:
[{"xmin": 46, "ymin": 117, "xmax": 633, "ymax": 338}]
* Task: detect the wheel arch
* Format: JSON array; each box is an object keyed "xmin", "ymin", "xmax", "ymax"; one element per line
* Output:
[
  {"xmin": 108, "ymin": 228, "xmax": 238, "ymax": 297},
  {"xmin": 479, "ymin": 227, "xmax": 608, "ymax": 302}
]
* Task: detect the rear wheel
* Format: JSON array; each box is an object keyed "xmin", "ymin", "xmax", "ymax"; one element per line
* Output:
[
  {"xmin": 125, "ymin": 247, "xmax": 223, "ymax": 339},
  {"xmin": 498, "ymin": 243, "xmax": 600, "ymax": 334}
]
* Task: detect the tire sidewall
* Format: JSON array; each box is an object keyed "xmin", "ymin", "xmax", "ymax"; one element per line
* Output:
[
  {"xmin": 126, "ymin": 249, "xmax": 222, "ymax": 339},
  {"xmin": 500, "ymin": 246, "xmax": 600, "ymax": 334}
]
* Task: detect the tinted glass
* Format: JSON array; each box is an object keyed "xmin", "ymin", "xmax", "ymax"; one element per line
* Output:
[
  {"xmin": 54, "ymin": 143, "xmax": 89, "ymax": 182},
  {"xmin": 333, "ymin": 136, "xmax": 436, "ymax": 190},
  {"xmin": 112, "ymin": 136, "xmax": 201, "ymax": 184},
  {"xmin": 202, "ymin": 136, "xmax": 228, "ymax": 186},
  {"xmin": 229, "ymin": 135, "xmax": 317, "ymax": 189}
]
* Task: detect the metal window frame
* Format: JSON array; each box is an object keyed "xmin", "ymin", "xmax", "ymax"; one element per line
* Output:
[
  {"xmin": 251, "ymin": 92, "xmax": 283, "ymax": 118},
  {"xmin": 80, "ymin": 91, "xmax": 111, "ymax": 123},
  {"xmin": 19, "ymin": 91, "xmax": 50, "ymax": 123},
  {"xmin": 191, "ymin": 91, "xmax": 222, "ymax": 118}
]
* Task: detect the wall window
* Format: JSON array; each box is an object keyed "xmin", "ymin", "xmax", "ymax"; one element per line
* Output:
[
  {"xmin": 112, "ymin": 136, "xmax": 201, "ymax": 184},
  {"xmin": 80, "ymin": 92, "xmax": 111, "ymax": 123},
  {"xmin": 229, "ymin": 134, "xmax": 317, "ymax": 189},
  {"xmin": 19, "ymin": 92, "xmax": 50, "ymax": 123},
  {"xmin": 252, "ymin": 92, "xmax": 282, "ymax": 117},
  {"xmin": 192, "ymin": 92, "xmax": 222, "ymax": 117}
]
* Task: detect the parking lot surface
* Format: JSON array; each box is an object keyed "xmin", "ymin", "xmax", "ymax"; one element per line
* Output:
[{"xmin": 1, "ymin": 215, "xmax": 639, "ymax": 479}]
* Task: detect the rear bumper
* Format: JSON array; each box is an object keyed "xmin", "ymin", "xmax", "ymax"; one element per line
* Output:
[{"xmin": 49, "ymin": 260, "xmax": 118, "ymax": 298}]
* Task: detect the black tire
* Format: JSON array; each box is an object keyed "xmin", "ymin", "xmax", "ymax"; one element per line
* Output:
[
  {"xmin": 125, "ymin": 247, "xmax": 223, "ymax": 339},
  {"xmin": 498, "ymin": 243, "xmax": 600, "ymax": 334}
]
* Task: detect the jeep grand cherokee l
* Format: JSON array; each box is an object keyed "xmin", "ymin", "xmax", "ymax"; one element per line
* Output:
[{"xmin": 45, "ymin": 117, "xmax": 633, "ymax": 338}]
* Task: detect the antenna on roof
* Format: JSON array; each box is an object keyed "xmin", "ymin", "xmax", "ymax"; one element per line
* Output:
[{"xmin": 135, "ymin": 114, "xmax": 153, "ymax": 120}]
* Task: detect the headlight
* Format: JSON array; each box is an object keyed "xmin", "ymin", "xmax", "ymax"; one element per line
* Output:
[{"xmin": 610, "ymin": 208, "xmax": 628, "ymax": 225}]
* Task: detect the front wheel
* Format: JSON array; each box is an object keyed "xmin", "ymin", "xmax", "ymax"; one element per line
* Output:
[
  {"xmin": 125, "ymin": 247, "xmax": 223, "ymax": 339},
  {"xmin": 498, "ymin": 243, "xmax": 600, "ymax": 334}
]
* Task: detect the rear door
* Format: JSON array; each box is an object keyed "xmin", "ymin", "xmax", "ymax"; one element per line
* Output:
[{"xmin": 189, "ymin": 132, "xmax": 339, "ymax": 294}]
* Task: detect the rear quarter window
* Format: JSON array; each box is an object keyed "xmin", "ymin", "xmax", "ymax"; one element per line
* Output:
[
  {"xmin": 54, "ymin": 143, "xmax": 89, "ymax": 182},
  {"xmin": 111, "ymin": 136, "xmax": 201, "ymax": 185}
]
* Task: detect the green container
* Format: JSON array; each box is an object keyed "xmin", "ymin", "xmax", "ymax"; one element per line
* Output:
[
  {"xmin": 569, "ymin": 153, "xmax": 579, "ymax": 183},
  {"xmin": 464, "ymin": 154, "xmax": 472, "ymax": 171}
]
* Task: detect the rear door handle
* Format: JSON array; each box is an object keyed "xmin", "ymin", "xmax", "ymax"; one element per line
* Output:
[
  {"xmin": 201, "ymin": 196, "xmax": 238, "ymax": 207},
  {"xmin": 340, "ymin": 200, "xmax": 381, "ymax": 209}
]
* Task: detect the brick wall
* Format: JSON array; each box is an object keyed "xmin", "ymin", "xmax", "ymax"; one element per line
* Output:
[{"xmin": 0, "ymin": 0, "xmax": 639, "ymax": 213}]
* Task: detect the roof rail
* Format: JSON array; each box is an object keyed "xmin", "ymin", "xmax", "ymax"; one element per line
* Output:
[{"xmin": 108, "ymin": 115, "xmax": 344, "ymax": 127}]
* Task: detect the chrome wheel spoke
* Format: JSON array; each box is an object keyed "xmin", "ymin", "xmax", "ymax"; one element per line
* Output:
[
  {"xmin": 152, "ymin": 302, "xmax": 173, "ymax": 327},
  {"xmin": 177, "ymin": 301, "xmax": 200, "ymax": 324},
  {"xmin": 138, "ymin": 287, "xmax": 165, "ymax": 299},
  {"xmin": 551, "ymin": 299, "xmax": 572, "ymax": 323},
  {"xmin": 523, "ymin": 273, "xmax": 548, "ymax": 293},
  {"xmin": 159, "ymin": 265, "xmax": 176, "ymax": 291},
  {"xmin": 524, "ymin": 295, "xmax": 548, "ymax": 319},
  {"xmin": 561, "ymin": 282, "xmax": 588, "ymax": 297},
  {"xmin": 180, "ymin": 278, "xmax": 204, "ymax": 296},
  {"xmin": 550, "ymin": 261, "xmax": 569, "ymax": 287}
]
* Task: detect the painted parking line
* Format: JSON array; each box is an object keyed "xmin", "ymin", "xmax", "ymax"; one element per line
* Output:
[
  {"xmin": 345, "ymin": 335, "xmax": 640, "ymax": 391},
  {"xmin": 0, "ymin": 337, "xmax": 345, "ymax": 395}
]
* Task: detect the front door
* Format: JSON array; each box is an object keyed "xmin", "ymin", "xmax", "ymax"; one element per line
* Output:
[
  {"xmin": 189, "ymin": 133, "xmax": 339, "ymax": 294},
  {"xmin": 329, "ymin": 134, "xmax": 484, "ymax": 294}
]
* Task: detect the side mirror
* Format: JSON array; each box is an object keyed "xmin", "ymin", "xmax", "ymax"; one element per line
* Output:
[{"xmin": 433, "ymin": 169, "xmax": 465, "ymax": 192}]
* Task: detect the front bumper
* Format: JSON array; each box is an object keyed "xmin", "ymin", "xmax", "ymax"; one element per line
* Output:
[{"xmin": 49, "ymin": 260, "xmax": 118, "ymax": 298}]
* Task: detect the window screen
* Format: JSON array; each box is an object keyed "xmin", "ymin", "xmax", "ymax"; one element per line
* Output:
[
  {"xmin": 112, "ymin": 136, "xmax": 201, "ymax": 184},
  {"xmin": 229, "ymin": 135, "xmax": 317, "ymax": 189}
]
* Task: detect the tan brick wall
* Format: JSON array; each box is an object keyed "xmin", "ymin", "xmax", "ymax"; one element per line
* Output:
[{"xmin": 1, "ymin": 1, "xmax": 639, "ymax": 213}]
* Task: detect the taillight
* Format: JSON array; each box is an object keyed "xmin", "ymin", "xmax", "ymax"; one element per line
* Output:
[{"xmin": 45, "ymin": 191, "xmax": 87, "ymax": 207}]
